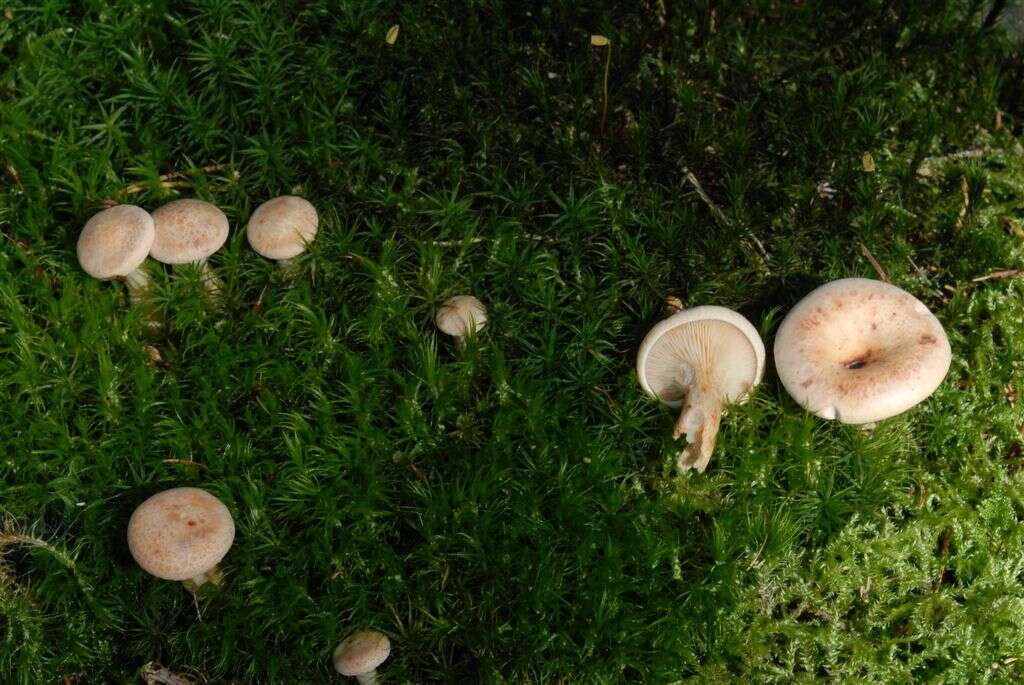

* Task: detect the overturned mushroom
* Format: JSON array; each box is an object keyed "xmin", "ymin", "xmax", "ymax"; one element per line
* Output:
[
  {"xmin": 333, "ymin": 630, "xmax": 391, "ymax": 684},
  {"xmin": 245, "ymin": 195, "xmax": 318, "ymax": 268},
  {"xmin": 127, "ymin": 487, "xmax": 235, "ymax": 587},
  {"xmin": 436, "ymin": 295, "xmax": 487, "ymax": 347},
  {"xmin": 774, "ymin": 278, "xmax": 950, "ymax": 425},
  {"xmin": 637, "ymin": 305, "xmax": 766, "ymax": 473},
  {"xmin": 150, "ymin": 199, "xmax": 229, "ymax": 298},
  {"xmin": 77, "ymin": 204, "xmax": 155, "ymax": 301}
]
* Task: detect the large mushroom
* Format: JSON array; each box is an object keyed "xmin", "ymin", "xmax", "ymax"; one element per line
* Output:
[
  {"xmin": 127, "ymin": 487, "xmax": 235, "ymax": 587},
  {"xmin": 150, "ymin": 199, "xmax": 229, "ymax": 298},
  {"xmin": 76, "ymin": 204, "xmax": 155, "ymax": 302},
  {"xmin": 637, "ymin": 305, "xmax": 766, "ymax": 473},
  {"xmin": 774, "ymin": 278, "xmax": 950, "ymax": 425},
  {"xmin": 333, "ymin": 630, "xmax": 391, "ymax": 684},
  {"xmin": 245, "ymin": 195, "xmax": 319, "ymax": 268}
]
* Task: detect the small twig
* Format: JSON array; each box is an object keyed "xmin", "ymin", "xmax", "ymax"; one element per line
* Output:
[
  {"xmin": 592, "ymin": 385, "xmax": 618, "ymax": 409},
  {"xmin": 590, "ymin": 35, "xmax": 612, "ymax": 139},
  {"xmin": 681, "ymin": 165, "xmax": 770, "ymax": 266},
  {"xmin": 430, "ymin": 234, "xmax": 551, "ymax": 246},
  {"xmin": 972, "ymin": 269, "xmax": 1023, "ymax": 282},
  {"xmin": 859, "ymin": 242, "xmax": 889, "ymax": 282},
  {"xmin": 916, "ymin": 146, "xmax": 1013, "ymax": 178},
  {"xmin": 161, "ymin": 459, "xmax": 208, "ymax": 470},
  {"xmin": 955, "ymin": 176, "xmax": 970, "ymax": 229},
  {"xmin": 123, "ymin": 163, "xmax": 234, "ymax": 194}
]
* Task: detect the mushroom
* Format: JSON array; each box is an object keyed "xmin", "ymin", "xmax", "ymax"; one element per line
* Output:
[
  {"xmin": 333, "ymin": 630, "xmax": 391, "ymax": 684},
  {"xmin": 150, "ymin": 199, "xmax": 229, "ymax": 298},
  {"xmin": 245, "ymin": 195, "xmax": 318, "ymax": 268},
  {"xmin": 774, "ymin": 278, "xmax": 950, "ymax": 425},
  {"xmin": 127, "ymin": 487, "xmax": 235, "ymax": 587},
  {"xmin": 76, "ymin": 204, "xmax": 155, "ymax": 302},
  {"xmin": 636, "ymin": 305, "xmax": 766, "ymax": 473},
  {"xmin": 435, "ymin": 295, "xmax": 487, "ymax": 347}
]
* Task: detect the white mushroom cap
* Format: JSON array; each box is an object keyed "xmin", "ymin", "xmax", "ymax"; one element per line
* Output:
[
  {"xmin": 333, "ymin": 630, "xmax": 391, "ymax": 676},
  {"xmin": 150, "ymin": 199, "xmax": 229, "ymax": 265},
  {"xmin": 127, "ymin": 487, "xmax": 235, "ymax": 581},
  {"xmin": 436, "ymin": 295, "xmax": 487, "ymax": 338},
  {"xmin": 245, "ymin": 195, "xmax": 319, "ymax": 260},
  {"xmin": 637, "ymin": 306, "xmax": 766, "ymax": 407},
  {"xmin": 636, "ymin": 305, "xmax": 766, "ymax": 472},
  {"xmin": 774, "ymin": 278, "xmax": 951, "ymax": 424},
  {"xmin": 76, "ymin": 205, "xmax": 155, "ymax": 280}
]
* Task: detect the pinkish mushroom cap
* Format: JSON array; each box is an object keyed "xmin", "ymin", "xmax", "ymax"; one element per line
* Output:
[
  {"xmin": 127, "ymin": 487, "xmax": 235, "ymax": 582},
  {"xmin": 150, "ymin": 199, "xmax": 229, "ymax": 265},
  {"xmin": 77, "ymin": 205, "xmax": 155, "ymax": 280},
  {"xmin": 246, "ymin": 195, "xmax": 318, "ymax": 261},
  {"xmin": 774, "ymin": 278, "xmax": 951, "ymax": 424},
  {"xmin": 333, "ymin": 630, "xmax": 391, "ymax": 679}
]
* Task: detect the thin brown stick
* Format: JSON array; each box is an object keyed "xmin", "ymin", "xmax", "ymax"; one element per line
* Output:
[
  {"xmin": 680, "ymin": 166, "xmax": 770, "ymax": 265},
  {"xmin": 859, "ymin": 242, "xmax": 889, "ymax": 282},
  {"xmin": 161, "ymin": 459, "xmax": 208, "ymax": 470},
  {"xmin": 972, "ymin": 270, "xmax": 1023, "ymax": 282},
  {"xmin": 123, "ymin": 163, "xmax": 234, "ymax": 194}
]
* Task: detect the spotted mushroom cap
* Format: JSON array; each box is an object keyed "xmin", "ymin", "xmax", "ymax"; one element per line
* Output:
[
  {"xmin": 245, "ymin": 195, "xmax": 319, "ymax": 260},
  {"xmin": 127, "ymin": 487, "xmax": 235, "ymax": 581},
  {"xmin": 333, "ymin": 630, "xmax": 391, "ymax": 676},
  {"xmin": 636, "ymin": 305, "xmax": 766, "ymax": 408},
  {"xmin": 150, "ymin": 199, "xmax": 229, "ymax": 265},
  {"xmin": 774, "ymin": 278, "xmax": 951, "ymax": 424},
  {"xmin": 435, "ymin": 295, "xmax": 487, "ymax": 337},
  {"xmin": 76, "ymin": 205, "xmax": 155, "ymax": 280}
]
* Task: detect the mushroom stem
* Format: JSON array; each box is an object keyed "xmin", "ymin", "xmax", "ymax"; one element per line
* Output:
[
  {"xmin": 189, "ymin": 572, "xmax": 209, "ymax": 587},
  {"xmin": 673, "ymin": 380, "xmax": 725, "ymax": 473},
  {"xmin": 174, "ymin": 261, "xmax": 222, "ymax": 300},
  {"xmin": 354, "ymin": 672, "xmax": 379, "ymax": 685},
  {"xmin": 124, "ymin": 266, "xmax": 151, "ymax": 304}
]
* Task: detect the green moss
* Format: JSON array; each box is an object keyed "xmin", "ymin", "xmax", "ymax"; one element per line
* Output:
[{"xmin": 2, "ymin": 1, "xmax": 1024, "ymax": 681}]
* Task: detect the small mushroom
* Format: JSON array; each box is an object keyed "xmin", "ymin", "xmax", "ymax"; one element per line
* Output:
[
  {"xmin": 76, "ymin": 204, "xmax": 155, "ymax": 301},
  {"xmin": 333, "ymin": 630, "xmax": 391, "ymax": 685},
  {"xmin": 245, "ymin": 195, "xmax": 318, "ymax": 268},
  {"xmin": 150, "ymin": 199, "xmax": 229, "ymax": 298},
  {"xmin": 774, "ymin": 278, "xmax": 950, "ymax": 425},
  {"xmin": 636, "ymin": 305, "xmax": 766, "ymax": 473},
  {"xmin": 435, "ymin": 295, "xmax": 487, "ymax": 347},
  {"xmin": 127, "ymin": 487, "xmax": 235, "ymax": 587}
]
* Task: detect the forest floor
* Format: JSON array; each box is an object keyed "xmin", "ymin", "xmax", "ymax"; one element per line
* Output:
[{"xmin": 3, "ymin": 1, "xmax": 1024, "ymax": 682}]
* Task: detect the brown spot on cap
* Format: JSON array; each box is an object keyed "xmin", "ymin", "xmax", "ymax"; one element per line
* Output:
[
  {"xmin": 127, "ymin": 487, "xmax": 234, "ymax": 581},
  {"xmin": 150, "ymin": 199, "xmax": 229, "ymax": 264}
]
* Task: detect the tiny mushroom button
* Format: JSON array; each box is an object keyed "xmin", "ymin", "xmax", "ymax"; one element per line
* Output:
[
  {"xmin": 333, "ymin": 630, "xmax": 391, "ymax": 685},
  {"xmin": 774, "ymin": 278, "xmax": 951, "ymax": 425},
  {"xmin": 76, "ymin": 204, "xmax": 155, "ymax": 298},
  {"xmin": 150, "ymin": 199, "xmax": 229, "ymax": 296},
  {"xmin": 636, "ymin": 305, "xmax": 766, "ymax": 473},
  {"xmin": 435, "ymin": 295, "xmax": 487, "ymax": 347},
  {"xmin": 127, "ymin": 487, "xmax": 235, "ymax": 587},
  {"xmin": 245, "ymin": 195, "xmax": 319, "ymax": 265}
]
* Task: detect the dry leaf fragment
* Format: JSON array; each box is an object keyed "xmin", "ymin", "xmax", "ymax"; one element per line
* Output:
[
  {"xmin": 3, "ymin": 8, "xmax": 12, "ymax": 21},
  {"xmin": 862, "ymin": 152, "xmax": 876, "ymax": 172},
  {"xmin": 140, "ymin": 662, "xmax": 193, "ymax": 685},
  {"xmin": 664, "ymin": 295, "xmax": 684, "ymax": 312},
  {"xmin": 590, "ymin": 34, "xmax": 609, "ymax": 46},
  {"xmin": 1004, "ymin": 216, "xmax": 1024, "ymax": 238},
  {"xmin": 995, "ymin": 109, "xmax": 1003, "ymax": 131},
  {"xmin": 385, "ymin": 24, "xmax": 399, "ymax": 45}
]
